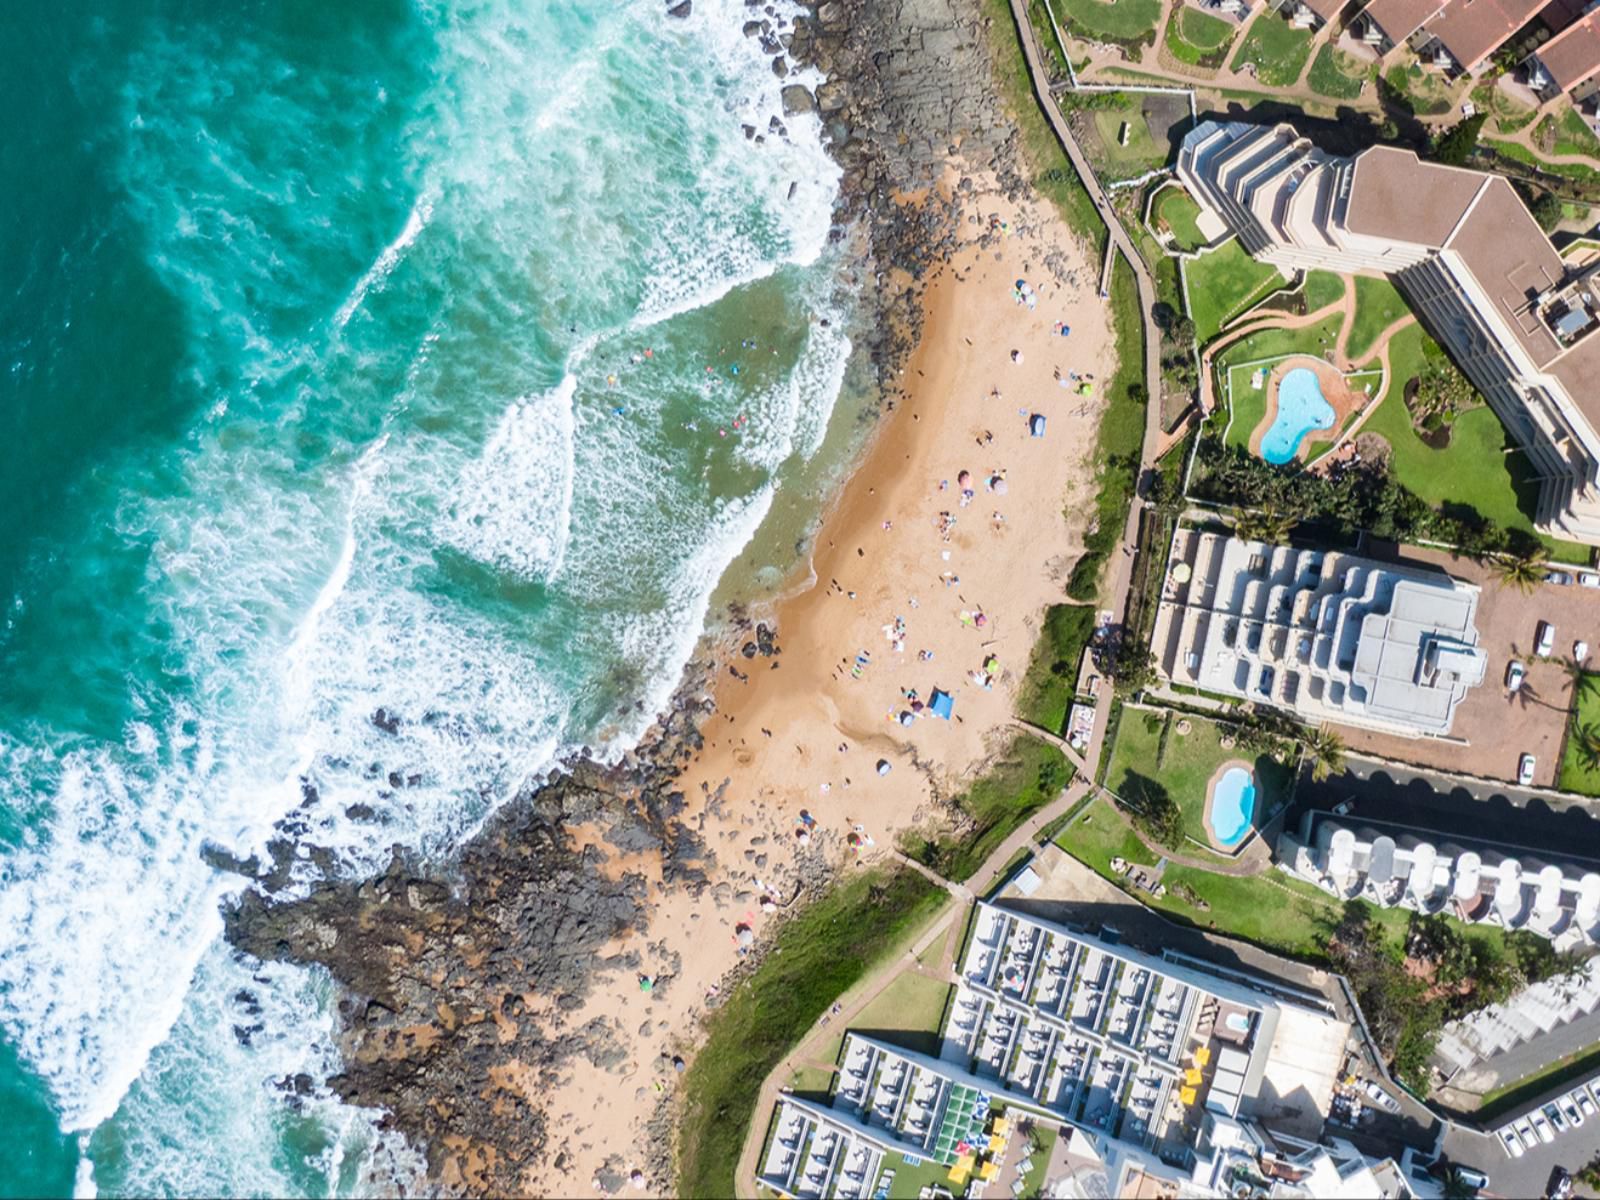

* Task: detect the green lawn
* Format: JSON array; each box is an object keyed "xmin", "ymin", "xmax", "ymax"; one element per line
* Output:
[
  {"xmin": 1018, "ymin": 603, "xmax": 1098, "ymax": 735},
  {"xmin": 1230, "ymin": 14, "xmax": 1314, "ymax": 87},
  {"xmin": 677, "ymin": 868, "xmax": 946, "ymax": 1199},
  {"xmin": 1185, "ymin": 240, "xmax": 1284, "ymax": 341},
  {"xmin": 1306, "ymin": 44, "xmax": 1371, "ymax": 101},
  {"xmin": 1383, "ymin": 63, "xmax": 1453, "ymax": 116},
  {"xmin": 821, "ymin": 971, "xmax": 951, "ymax": 1060},
  {"xmin": 1058, "ymin": 797, "xmax": 1414, "ymax": 959},
  {"xmin": 1179, "ymin": 6, "xmax": 1235, "ymax": 49},
  {"xmin": 1345, "ymin": 275, "xmax": 1407, "ymax": 362},
  {"xmin": 1020, "ymin": 1125, "xmax": 1059, "ymax": 1195},
  {"xmin": 901, "ymin": 734, "xmax": 1072, "ymax": 882},
  {"xmin": 1218, "ymin": 313, "xmax": 1346, "ymax": 448},
  {"xmin": 1360, "ymin": 324, "xmax": 1590, "ymax": 559},
  {"xmin": 1302, "ymin": 270, "xmax": 1347, "ymax": 313},
  {"xmin": 1067, "ymin": 255, "xmax": 1147, "ymax": 601},
  {"xmin": 1154, "ymin": 186, "xmax": 1208, "ymax": 251},
  {"xmin": 981, "ymin": 0, "xmax": 1106, "ymax": 253},
  {"xmin": 1559, "ymin": 674, "xmax": 1600, "ymax": 796},
  {"xmin": 882, "ymin": 1151, "xmax": 960, "ymax": 1200},
  {"xmin": 1103, "ymin": 708, "xmax": 1294, "ymax": 852},
  {"xmin": 1553, "ymin": 106, "xmax": 1600, "ymax": 159},
  {"xmin": 1054, "ymin": 0, "xmax": 1163, "ymax": 44},
  {"xmin": 1166, "ymin": 7, "xmax": 1234, "ymax": 67},
  {"xmin": 1088, "ymin": 105, "xmax": 1171, "ymax": 177}
]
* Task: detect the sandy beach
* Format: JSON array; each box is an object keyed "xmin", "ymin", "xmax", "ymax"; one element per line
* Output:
[{"xmin": 524, "ymin": 174, "xmax": 1120, "ymax": 1197}]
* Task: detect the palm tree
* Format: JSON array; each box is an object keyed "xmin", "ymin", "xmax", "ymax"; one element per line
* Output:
[
  {"xmin": 1492, "ymin": 550, "xmax": 1544, "ymax": 594},
  {"xmin": 1235, "ymin": 504, "xmax": 1296, "ymax": 545},
  {"xmin": 1560, "ymin": 655, "xmax": 1599, "ymax": 703},
  {"xmin": 1303, "ymin": 724, "xmax": 1347, "ymax": 782},
  {"xmin": 1573, "ymin": 723, "xmax": 1600, "ymax": 773}
]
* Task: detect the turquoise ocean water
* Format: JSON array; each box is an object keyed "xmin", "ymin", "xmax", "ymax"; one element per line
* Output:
[{"xmin": 0, "ymin": 1, "xmax": 852, "ymax": 1194}]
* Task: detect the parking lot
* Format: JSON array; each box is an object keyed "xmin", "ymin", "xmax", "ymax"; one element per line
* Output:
[
  {"xmin": 1338, "ymin": 545, "xmax": 1600, "ymax": 788},
  {"xmin": 1440, "ymin": 1076, "xmax": 1600, "ymax": 1200}
]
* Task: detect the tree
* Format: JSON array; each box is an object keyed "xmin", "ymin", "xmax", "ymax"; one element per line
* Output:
[
  {"xmin": 1234, "ymin": 504, "xmax": 1297, "ymax": 544},
  {"xmin": 1430, "ymin": 112, "xmax": 1488, "ymax": 166},
  {"xmin": 1303, "ymin": 724, "xmax": 1347, "ymax": 782},
  {"xmin": 1573, "ymin": 723, "xmax": 1600, "ymax": 773},
  {"xmin": 1529, "ymin": 189, "xmax": 1563, "ymax": 233},
  {"xmin": 1492, "ymin": 549, "xmax": 1544, "ymax": 594},
  {"xmin": 1119, "ymin": 772, "xmax": 1183, "ymax": 848},
  {"xmin": 1560, "ymin": 655, "xmax": 1599, "ymax": 702}
]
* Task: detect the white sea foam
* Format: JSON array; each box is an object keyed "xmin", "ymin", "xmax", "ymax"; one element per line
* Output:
[
  {"xmin": 443, "ymin": 377, "xmax": 576, "ymax": 582},
  {"xmin": 331, "ymin": 195, "xmax": 435, "ymax": 333}
]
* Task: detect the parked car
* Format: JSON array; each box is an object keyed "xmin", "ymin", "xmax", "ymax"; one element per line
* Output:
[
  {"xmin": 1549, "ymin": 1165, "xmax": 1574, "ymax": 1200},
  {"xmin": 1577, "ymin": 1089, "xmax": 1595, "ymax": 1118},
  {"xmin": 1546, "ymin": 570, "xmax": 1574, "ymax": 585},
  {"xmin": 1453, "ymin": 1164, "xmax": 1491, "ymax": 1192},
  {"xmin": 1507, "ymin": 660, "xmax": 1527, "ymax": 692},
  {"xmin": 1563, "ymin": 1095, "xmax": 1583, "ymax": 1127},
  {"xmin": 1537, "ymin": 621, "xmax": 1557, "ymax": 656},
  {"xmin": 1532, "ymin": 1111, "xmax": 1555, "ymax": 1143},
  {"xmin": 1577, "ymin": 641, "xmax": 1590, "ymax": 662},
  {"xmin": 1364, "ymin": 1080, "xmax": 1401, "ymax": 1112},
  {"xmin": 1516, "ymin": 1118, "xmax": 1540, "ymax": 1150},
  {"xmin": 1520, "ymin": 754, "xmax": 1537, "ymax": 786},
  {"xmin": 1500, "ymin": 1127, "xmax": 1525, "ymax": 1158},
  {"xmin": 1546, "ymin": 1101, "xmax": 1566, "ymax": 1133},
  {"xmin": 1580, "ymin": 572, "xmax": 1600, "ymax": 588}
]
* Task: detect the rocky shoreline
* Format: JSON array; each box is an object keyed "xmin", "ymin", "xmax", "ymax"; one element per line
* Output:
[{"xmin": 219, "ymin": 0, "xmax": 1057, "ymax": 1192}]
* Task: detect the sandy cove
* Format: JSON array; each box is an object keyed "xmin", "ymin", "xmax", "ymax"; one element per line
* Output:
[{"xmin": 527, "ymin": 178, "xmax": 1120, "ymax": 1198}]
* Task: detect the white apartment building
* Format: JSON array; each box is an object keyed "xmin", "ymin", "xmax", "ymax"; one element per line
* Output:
[
  {"xmin": 1178, "ymin": 120, "xmax": 1600, "ymax": 544},
  {"xmin": 1152, "ymin": 530, "xmax": 1487, "ymax": 738}
]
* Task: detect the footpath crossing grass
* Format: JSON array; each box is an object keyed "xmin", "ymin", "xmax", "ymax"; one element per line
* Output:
[
  {"xmin": 677, "ymin": 867, "xmax": 945, "ymax": 1198},
  {"xmin": 1230, "ymin": 14, "xmax": 1314, "ymax": 87},
  {"xmin": 1345, "ymin": 275, "xmax": 1406, "ymax": 362},
  {"xmin": 1186, "ymin": 241, "xmax": 1283, "ymax": 341}
]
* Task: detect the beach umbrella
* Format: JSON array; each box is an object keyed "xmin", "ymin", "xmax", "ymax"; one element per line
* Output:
[
  {"xmin": 736, "ymin": 926, "xmax": 755, "ymax": 949},
  {"xmin": 898, "ymin": 711, "xmax": 915, "ymax": 726},
  {"xmin": 631, "ymin": 1170, "xmax": 646, "ymax": 1190},
  {"xmin": 958, "ymin": 470, "xmax": 972, "ymax": 487},
  {"xmin": 876, "ymin": 759, "xmax": 892, "ymax": 776},
  {"xmin": 974, "ymin": 612, "xmax": 987, "ymax": 628},
  {"xmin": 991, "ymin": 477, "xmax": 1007, "ymax": 495}
]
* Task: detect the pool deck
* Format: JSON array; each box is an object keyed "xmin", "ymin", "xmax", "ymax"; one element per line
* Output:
[
  {"xmin": 1246, "ymin": 356, "xmax": 1368, "ymax": 464},
  {"xmin": 1202, "ymin": 757, "xmax": 1256, "ymax": 855}
]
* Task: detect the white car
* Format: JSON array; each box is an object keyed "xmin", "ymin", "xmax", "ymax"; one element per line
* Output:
[
  {"xmin": 1537, "ymin": 621, "xmax": 1557, "ymax": 657},
  {"xmin": 1564, "ymin": 1096, "xmax": 1584, "ymax": 1127},
  {"xmin": 1506, "ymin": 661, "xmax": 1526, "ymax": 692},
  {"xmin": 1533, "ymin": 1111, "xmax": 1555, "ymax": 1144},
  {"xmin": 1364, "ymin": 1080, "xmax": 1401, "ymax": 1112},
  {"xmin": 1581, "ymin": 572, "xmax": 1600, "ymax": 588},
  {"xmin": 1577, "ymin": 641, "xmax": 1590, "ymax": 662},
  {"xmin": 1546, "ymin": 570, "xmax": 1574, "ymax": 586},
  {"xmin": 1578, "ymin": 1090, "xmax": 1595, "ymax": 1118},
  {"xmin": 1501, "ymin": 1127, "xmax": 1525, "ymax": 1158},
  {"xmin": 1519, "ymin": 754, "xmax": 1537, "ymax": 786},
  {"xmin": 1516, "ymin": 1119, "xmax": 1539, "ymax": 1149}
]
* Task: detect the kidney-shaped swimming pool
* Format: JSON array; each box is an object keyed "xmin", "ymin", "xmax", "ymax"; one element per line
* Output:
[{"xmin": 1260, "ymin": 366, "xmax": 1336, "ymax": 464}]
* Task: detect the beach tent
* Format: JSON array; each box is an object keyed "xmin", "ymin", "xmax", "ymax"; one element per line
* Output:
[
  {"xmin": 930, "ymin": 689, "xmax": 954, "ymax": 720},
  {"xmin": 876, "ymin": 759, "xmax": 893, "ymax": 776},
  {"xmin": 1029, "ymin": 414, "xmax": 1046, "ymax": 438}
]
